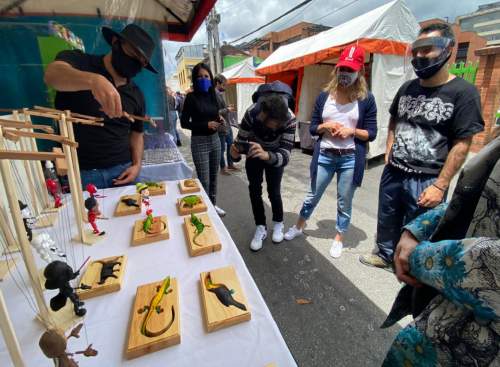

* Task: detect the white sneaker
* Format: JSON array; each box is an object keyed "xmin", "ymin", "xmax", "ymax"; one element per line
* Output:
[
  {"xmin": 272, "ymin": 222, "xmax": 284, "ymax": 243},
  {"xmin": 215, "ymin": 206, "xmax": 226, "ymax": 217},
  {"xmin": 329, "ymin": 240, "xmax": 343, "ymax": 258},
  {"xmin": 250, "ymin": 225, "xmax": 267, "ymax": 252},
  {"xmin": 284, "ymin": 225, "xmax": 303, "ymax": 241}
]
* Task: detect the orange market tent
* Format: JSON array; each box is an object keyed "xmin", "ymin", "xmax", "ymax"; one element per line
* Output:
[
  {"xmin": 222, "ymin": 57, "xmax": 265, "ymax": 122},
  {"xmin": 256, "ymin": 0, "xmax": 419, "ymax": 156}
]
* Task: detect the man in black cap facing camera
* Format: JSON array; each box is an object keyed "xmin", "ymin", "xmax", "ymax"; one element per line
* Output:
[{"xmin": 44, "ymin": 24, "xmax": 157, "ymax": 188}]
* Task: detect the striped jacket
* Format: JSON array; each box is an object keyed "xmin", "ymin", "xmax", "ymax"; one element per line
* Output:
[{"xmin": 236, "ymin": 103, "xmax": 296, "ymax": 167}]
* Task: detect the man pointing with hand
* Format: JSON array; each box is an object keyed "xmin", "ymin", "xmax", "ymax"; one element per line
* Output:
[{"xmin": 44, "ymin": 24, "xmax": 157, "ymax": 188}]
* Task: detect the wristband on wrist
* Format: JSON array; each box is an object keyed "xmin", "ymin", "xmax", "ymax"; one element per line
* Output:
[{"xmin": 432, "ymin": 183, "xmax": 445, "ymax": 192}]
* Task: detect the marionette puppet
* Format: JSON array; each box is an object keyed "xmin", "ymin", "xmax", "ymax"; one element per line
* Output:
[
  {"xmin": 39, "ymin": 323, "xmax": 97, "ymax": 367},
  {"xmin": 43, "ymin": 260, "xmax": 90, "ymax": 317},
  {"xmin": 84, "ymin": 197, "xmax": 105, "ymax": 236}
]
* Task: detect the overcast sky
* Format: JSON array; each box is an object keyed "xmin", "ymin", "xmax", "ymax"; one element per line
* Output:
[{"xmin": 162, "ymin": 0, "xmax": 494, "ymax": 77}]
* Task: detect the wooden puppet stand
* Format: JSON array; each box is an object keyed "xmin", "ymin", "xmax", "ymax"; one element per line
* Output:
[
  {"xmin": 178, "ymin": 179, "xmax": 201, "ymax": 194},
  {"xmin": 131, "ymin": 216, "xmax": 169, "ymax": 246},
  {"xmin": 0, "ymin": 204, "xmax": 20, "ymax": 255},
  {"xmin": 114, "ymin": 194, "xmax": 142, "ymax": 216},
  {"xmin": 77, "ymin": 255, "xmax": 127, "ymax": 300},
  {"xmin": 183, "ymin": 213, "xmax": 221, "ymax": 257},
  {"xmin": 176, "ymin": 195, "xmax": 207, "ymax": 215},
  {"xmin": 126, "ymin": 278, "xmax": 180, "ymax": 359},
  {"xmin": 0, "ymin": 258, "xmax": 16, "ymax": 282},
  {"xmin": 33, "ymin": 211, "xmax": 59, "ymax": 229},
  {"xmin": 200, "ymin": 266, "xmax": 251, "ymax": 333}
]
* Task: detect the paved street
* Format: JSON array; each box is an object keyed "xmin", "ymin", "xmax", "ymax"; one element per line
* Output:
[{"xmin": 177, "ymin": 129, "xmax": 411, "ymax": 367}]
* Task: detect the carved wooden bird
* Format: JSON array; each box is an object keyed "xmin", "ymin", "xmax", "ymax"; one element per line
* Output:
[{"xmin": 204, "ymin": 273, "xmax": 246, "ymax": 311}]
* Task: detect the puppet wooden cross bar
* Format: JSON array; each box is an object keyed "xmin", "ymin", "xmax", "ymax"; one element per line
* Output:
[
  {"xmin": 0, "ymin": 119, "xmax": 54, "ymax": 133},
  {"xmin": 34, "ymin": 105, "xmax": 104, "ymax": 121}
]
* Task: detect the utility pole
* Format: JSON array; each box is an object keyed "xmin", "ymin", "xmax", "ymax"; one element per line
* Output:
[{"xmin": 206, "ymin": 8, "xmax": 222, "ymax": 74}]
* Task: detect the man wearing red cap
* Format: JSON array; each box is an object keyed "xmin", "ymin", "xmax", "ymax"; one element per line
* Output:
[
  {"xmin": 44, "ymin": 24, "xmax": 157, "ymax": 189},
  {"xmin": 284, "ymin": 45, "xmax": 377, "ymax": 258},
  {"xmin": 360, "ymin": 22, "xmax": 484, "ymax": 270}
]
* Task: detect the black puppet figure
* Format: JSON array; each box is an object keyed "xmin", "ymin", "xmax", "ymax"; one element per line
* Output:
[
  {"xmin": 19, "ymin": 200, "xmax": 36, "ymax": 241},
  {"xmin": 44, "ymin": 261, "xmax": 87, "ymax": 317}
]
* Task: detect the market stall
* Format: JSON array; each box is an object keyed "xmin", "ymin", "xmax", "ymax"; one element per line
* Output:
[
  {"xmin": 222, "ymin": 57, "xmax": 265, "ymax": 122},
  {"xmin": 256, "ymin": 0, "xmax": 419, "ymax": 157}
]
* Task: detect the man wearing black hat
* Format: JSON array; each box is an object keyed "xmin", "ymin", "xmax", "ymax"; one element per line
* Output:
[{"xmin": 44, "ymin": 24, "xmax": 157, "ymax": 189}]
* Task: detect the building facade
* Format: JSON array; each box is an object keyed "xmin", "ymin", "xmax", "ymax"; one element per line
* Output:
[
  {"xmin": 175, "ymin": 44, "xmax": 207, "ymax": 92},
  {"xmin": 456, "ymin": 2, "xmax": 500, "ymax": 46},
  {"xmin": 238, "ymin": 22, "xmax": 330, "ymax": 60}
]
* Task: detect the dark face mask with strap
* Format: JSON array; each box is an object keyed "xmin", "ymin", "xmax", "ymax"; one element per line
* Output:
[{"xmin": 111, "ymin": 41, "xmax": 143, "ymax": 79}]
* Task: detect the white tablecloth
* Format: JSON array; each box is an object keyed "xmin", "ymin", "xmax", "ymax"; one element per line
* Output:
[{"xmin": 0, "ymin": 181, "xmax": 296, "ymax": 367}]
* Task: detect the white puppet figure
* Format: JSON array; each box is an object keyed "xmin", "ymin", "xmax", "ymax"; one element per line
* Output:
[{"xmin": 31, "ymin": 233, "xmax": 66, "ymax": 263}]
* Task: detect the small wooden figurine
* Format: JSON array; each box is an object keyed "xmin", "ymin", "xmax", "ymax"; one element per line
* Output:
[
  {"xmin": 32, "ymin": 233, "xmax": 66, "ymax": 263},
  {"xmin": 143, "ymin": 181, "xmax": 166, "ymax": 196},
  {"xmin": 45, "ymin": 161, "xmax": 63, "ymax": 208},
  {"xmin": 39, "ymin": 323, "xmax": 97, "ymax": 367},
  {"xmin": 46, "ymin": 179, "xmax": 63, "ymax": 208},
  {"xmin": 78, "ymin": 255, "xmax": 127, "ymax": 300},
  {"xmin": 200, "ymin": 266, "xmax": 251, "ymax": 332},
  {"xmin": 114, "ymin": 194, "xmax": 142, "ymax": 217},
  {"xmin": 136, "ymin": 183, "xmax": 151, "ymax": 211},
  {"xmin": 177, "ymin": 195, "xmax": 207, "ymax": 215},
  {"xmin": 19, "ymin": 200, "xmax": 36, "ymax": 241},
  {"xmin": 126, "ymin": 277, "xmax": 180, "ymax": 359},
  {"xmin": 44, "ymin": 260, "xmax": 88, "ymax": 317},
  {"xmin": 131, "ymin": 185, "xmax": 169, "ymax": 246},
  {"xmin": 183, "ymin": 213, "xmax": 221, "ymax": 257},
  {"xmin": 84, "ymin": 197, "xmax": 105, "ymax": 236},
  {"xmin": 178, "ymin": 178, "xmax": 200, "ymax": 194}
]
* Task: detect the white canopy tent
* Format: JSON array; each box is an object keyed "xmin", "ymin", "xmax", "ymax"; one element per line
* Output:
[
  {"xmin": 222, "ymin": 57, "xmax": 265, "ymax": 122},
  {"xmin": 256, "ymin": 0, "xmax": 419, "ymax": 157}
]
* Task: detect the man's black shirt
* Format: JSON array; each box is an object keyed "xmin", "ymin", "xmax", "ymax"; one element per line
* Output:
[{"xmin": 54, "ymin": 50, "xmax": 145, "ymax": 170}]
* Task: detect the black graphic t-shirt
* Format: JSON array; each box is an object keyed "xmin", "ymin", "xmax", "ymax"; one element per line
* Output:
[{"xmin": 389, "ymin": 77, "xmax": 484, "ymax": 175}]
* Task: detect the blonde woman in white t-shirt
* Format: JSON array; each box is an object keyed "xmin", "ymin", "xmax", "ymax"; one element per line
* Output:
[{"xmin": 284, "ymin": 45, "xmax": 378, "ymax": 258}]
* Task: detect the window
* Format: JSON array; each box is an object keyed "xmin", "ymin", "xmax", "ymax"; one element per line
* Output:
[
  {"xmin": 455, "ymin": 42, "xmax": 469, "ymax": 63},
  {"xmin": 258, "ymin": 42, "xmax": 269, "ymax": 51}
]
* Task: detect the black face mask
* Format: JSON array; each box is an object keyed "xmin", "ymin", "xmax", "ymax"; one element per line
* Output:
[
  {"xmin": 411, "ymin": 49, "xmax": 451, "ymax": 80},
  {"xmin": 111, "ymin": 41, "xmax": 143, "ymax": 79}
]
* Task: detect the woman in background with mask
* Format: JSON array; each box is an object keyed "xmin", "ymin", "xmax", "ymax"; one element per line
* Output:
[
  {"xmin": 181, "ymin": 62, "xmax": 226, "ymax": 216},
  {"xmin": 284, "ymin": 45, "xmax": 377, "ymax": 258}
]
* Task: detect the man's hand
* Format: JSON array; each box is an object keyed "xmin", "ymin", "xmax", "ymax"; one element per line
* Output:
[
  {"xmin": 208, "ymin": 121, "xmax": 220, "ymax": 130},
  {"xmin": 90, "ymin": 74, "xmax": 122, "ymax": 118},
  {"xmin": 417, "ymin": 184, "xmax": 444, "ymax": 208},
  {"xmin": 230, "ymin": 144, "xmax": 241, "ymax": 160},
  {"xmin": 333, "ymin": 127, "xmax": 355, "ymax": 139},
  {"xmin": 394, "ymin": 230, "xmax": 421, "ymax": 287},
  {"xmin": 112, "ymin": 164, "xmax": 141, "ymax": 186},
  {"xmin": 247, "ymin": 142, "xmax": 270, "ymax": 161}
]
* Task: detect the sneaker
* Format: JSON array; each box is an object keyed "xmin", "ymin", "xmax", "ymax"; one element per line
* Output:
[
  {"xmin": 284, "ymin": 225, "xmax": 303, "ymax": 241},
  {"xmin": 214, "ymin": 206, "xmax": 226, "ymax": 217},
  {"xmin": 329, "ymin": 240, "xmax": 343, "ymax": 258},
  {"xmin": 227, "ymin": 165, "xmax": 240, "ymax": 171},
  {"xmin": 272, "ymin": 222, "xmax": 284, "ymax": 243},
  {"xmin": 359, "ymin": 254, "xmax": 393, "ymax": 270},
  {"xmin": 250, "ymin": 225, "xmax": 267, "ymax": 251}
]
